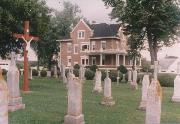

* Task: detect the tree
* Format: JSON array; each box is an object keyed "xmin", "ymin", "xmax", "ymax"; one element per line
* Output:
[
  {"xmin": 103, "ymin": 0, "xmax": 180, "ymax": 64},
  {"xmin": 0, "ymin": 0, "xmax": 51, "ymax": 58}
]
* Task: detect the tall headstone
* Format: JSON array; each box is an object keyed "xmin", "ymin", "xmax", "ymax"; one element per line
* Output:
[
  {"xmin": 117, "ymin": 71, "xmax": 120, "ymax": 85},
  {"xmin": 145, "ymin": 61, "xmax": 162, "ymax": 124},
  {"xmin": 93, "ymin": 70, "xmax": 102, "ymax": 93},
  {"xmin": 54, "ymin": 65, "xmax": 58, "ymax": 78},
  {"xmin": 0, "ymin": 68, "xmax": 8, "ymax": 124},
  {"xmin": 101, "ymin": 70, "xmax": 115, "ymax": 106},
  {"xmin": 62, "ymin": 64, "xmax": 67, "ymax": 84},
  {"xmin": 79, "ymin": 66, "xmax": 85, "ymax": 81},
  {"xmin": 172, "ymin": 62, "xmax": 180, "ymax": 102},
  {"xmin": 7, "ymin": 52, "xmax": 25, "ymax": 112},
  {"xmin": 131, "ymin": 68, "xmax": 138, "ymax": 90},
  {"xmin": 138, "ymin": 75, "xmax": 150, "ymax": 110},
  {"xmin": 47, "ymin": 71, "xmax": 51, "ymax": 77},
  {"xmin": 128, "ymin": 70, "xmax": 132, "ymax": 83},
  {"xmin": 64, "ymin": 74, "xmax": 85, "ymax": 124},
  {"xmin": 28, "ymin": 67, "xmax": 33, "ymax": 80}
]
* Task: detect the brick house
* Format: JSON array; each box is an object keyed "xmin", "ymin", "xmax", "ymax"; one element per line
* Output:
[{"xmin": 58, "ymin": 19, "xmax": 140, "ymax": 69}]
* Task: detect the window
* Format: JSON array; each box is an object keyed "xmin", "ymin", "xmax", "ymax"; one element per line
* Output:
[
  {"xmin": 78, "ymin": 30, "xmax": 85, "ymax": 39},
  {"xmin": 67, "ymin": 56, "xmax": 72, "ymax": 66},
  {"xmin": 102, "ymin": 55, "xmax": 105, "ymax": 65},
  {"xmin": 81, "ymin": 56, "xmax": 89, "ymax": 66},
  {"xmin": 92, "ymin": 57, "xmax": 96, "ymax": 65},
  {"xmin": 81, "ymin": 43, "xmax": 89, "ymax": 52},
  {"xmin": 74, "ymin": 44, "xmax": 79, "ymax": 54},
  {"xmin": 67, "ymin": 43, "xmax": 72, "ymax": 53},
  {"xmin": 91, "ymin": 41, "xmax": 96, "ymax": 50},
  {"xmin": 101, "ymin": 41, "xmax": 106, "ymax": 50}
]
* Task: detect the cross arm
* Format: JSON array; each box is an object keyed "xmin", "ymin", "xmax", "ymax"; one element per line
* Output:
[{"xmin": 13, "ymin": 33, "xmax": 39, "ymax": 41}]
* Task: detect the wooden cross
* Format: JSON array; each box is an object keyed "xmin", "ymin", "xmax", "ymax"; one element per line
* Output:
[
  {"xmin": 151, "ymin": 61, "xmax": 160, "ymax": 81},
  {"xmin": 13, "ymin": 21, "xmax": 39, "ymax": 92}
]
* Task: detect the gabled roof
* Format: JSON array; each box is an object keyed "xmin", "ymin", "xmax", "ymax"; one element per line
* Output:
[
  {"xmin": 89, "ymin": 23, "xmax": 121, "ymax": 38},
  {"xmin": 159, "ymin": 56, "xmax": 178, "ymax": 70}
]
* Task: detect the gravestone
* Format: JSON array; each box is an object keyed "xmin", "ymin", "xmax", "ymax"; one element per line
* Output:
[
  {"xmin": 38, "ymin": 70, "xmax": 41, "ymax": 76},
  {"xmin": 145, "ymin": 61, "xmax": 162, "ymax": 124},
  {"xmin": 172, "ymin": 62, "xmax": 180, "ymax": 102},
  {"xmin": 54, "ymin": 65, "xmax": 58, "ymax": 78},
  {"xmin": 64, "ymin": 73, "xmax": 85, "ymax": 124},
  {"xmin": 117, "ymin": 71, "xmax": 120, "ymax": 85},
  {"xmin": 93, "ymin": 70, "xmax": 102, "ymax": 93},
  {"xmin": 47, "ymin": 71, "xmax": 51, "ymax": 77},
  {"xmin": 131, "ymin": 69, "xmax": 138, "ymax": 90},
  {"xmin": 101, "ymin": 70, "xmax": 115, "ymax": 106},
  {"xmin": 79, "ymin": 66, "xmax": 85, "ymax": 81},
  {"xmin": 29, "ymin": 67, "xmax": 33, "ymax": 80},
  {"xmin": 7, "ymin": 52, "xmax": 25, "ymax": 112},
  {"xmin": 0, "ymin": 68, "xmax": 8, "ymax": 124},
  {"xmin": 20, "ymin": 69, "xmax": 24, "ymax": 76},
  {"xmin": 62, "ymin": 64, "xmax": 67, "ymax": 84},
  {"xmin": 128, "ymin": 70, "xmax": 132, "ymax": 83},
  {"xmin": 138, "ymin": 75, "xmax": 150, "ymax": 110}
]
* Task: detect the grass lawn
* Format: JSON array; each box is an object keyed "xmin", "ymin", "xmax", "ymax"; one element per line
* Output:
[{"xmin": 9, "ymin": 77, "xmax": 180, "ymax": 124}]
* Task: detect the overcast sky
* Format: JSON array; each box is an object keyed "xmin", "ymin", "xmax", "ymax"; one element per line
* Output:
[{"xmin": 46, "ymin": 0, "xmax": 113, "ymax": 23}]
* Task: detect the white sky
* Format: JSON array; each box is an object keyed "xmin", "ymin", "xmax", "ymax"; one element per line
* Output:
[{"xmin": 46, "ymin": 0, "xmax": 180, "ymax": 61}]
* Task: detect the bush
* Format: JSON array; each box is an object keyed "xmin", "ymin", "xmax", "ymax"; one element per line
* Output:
[
  {"xmin": 74, "ymin": 64, "xmax": 80, "ymax": 70},
  {"xmin": 158, "ymin": 73, "xmax": 176, "ymax": 87},
  {"xmin": 40, "ymin": 70, "xmax": 47, "ymax": 77},
  {"xmin": 32, "ymin": 69, "xmax": 38, "ymax": 76},
  {"xmin": 2, "ymin": 69, "xmax": 7, "ymax": 76},
  {"xmin": 73, "ymin": 69, "xmax": 79, "ymax": 77},
  {"xmin": 117, "ymin": 65, "xmax": 128, "ymax": 74},
  {"xmin": 85, "ymin": 69, "xmax": 95, "ymax": 80},
  {"xmin": 51, "ymin": 71, "xmax": 54, "ymax": 77},
  {"xmin": 89, "ymin": 65, "xmax": 98, "ymax": 72}
]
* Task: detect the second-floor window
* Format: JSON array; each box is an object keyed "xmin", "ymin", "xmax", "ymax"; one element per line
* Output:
[
  {"xmin": 81, "ymin": 44, "xmax": 89, "ymax": 52},
  {"xmin": 78, "ymin": 30, "xmax": 85, "ymax": 39},
  {"xmin": 91, "ymin": 41, "xmax": 96, "ymax": 50},
  {"xmin": 101, "ymin": 41, "xmax": 106, "ymax": 50},
  {"xmin": 67, "ymin": 43, "xmax": 72, "ymax": 53}
]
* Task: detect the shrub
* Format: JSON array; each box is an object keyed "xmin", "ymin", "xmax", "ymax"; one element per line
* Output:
[
  {"xmin": 74, "ymin": 64, "xmax": 80, "ymax": 70},
  {"xmin": 51, "ymin": 71, "xmax": 54, "ymax": 77},
  {"xmin": 85, "ymin": 69, "xmax": 95, "ymax": 80},
  {"xmin": 89, "ymin": 65, "xmax": 98, "ymax": 72},
  {"xmin": 73, "ymin": 69, "xmax": 79, "ymax": 77},
  {"xmin": 158, "ymin": 73, "xmax": 176, "ymax": 87},
  {"xmin": 40, "ymin": 70, "xmax": 47, "ymax": 77},
  {"xmin": 32, "ymin": 69, "xmax": 38, "ymax": 76},
  {"xmin": 117, "ymin": 65, "xmax": 128, "ymax": 74}
]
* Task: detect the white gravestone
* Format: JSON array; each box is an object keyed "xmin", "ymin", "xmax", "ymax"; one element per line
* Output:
[
  {"xmin": 54, "ymin": 65, "xmax": 58, "ymax": 78},
  {"xmin": 93, "ymin": 70, "xmax": 102, "ymax": 93},
  {"xmin": 79, "ymin": 66, "xmax": 85, "ymax": 81},
  {"xmin": 64, "ymin": 74, "xmax": 85, "ymax": 124},
  {"xmin": 47, "ymin": 71, "xmax": 51, "ymax": 77},
  {"xmin": 128, "ymin": 70, "xmax": 132, "ymax": 83},
  {"xmin": 117, "ymin": 71, "xmax": 120, "ymax": 85},
  {"xmin": 62, "ymin": 64, "xmax": 67, "ymax": 84},
  {"xmin": 172, "ymin": 62, "xmax": 180, "ymax": 102},
  {"xmin": 29, "ymin": 67, "xmax": 33, "ymax": 80},
  {"xmin": 138, "ymin": 75, "xmax": 150, "ymax": 110},
  {"xmin": 101, "ymin": 70, "xmax": 115, "ymax": 106},
  {"xmin": 131, "ymin": 69, "xmax": 138, "ymax": 90},
  {"xmin": 38, "ymin": 70, "xmax": 41, "ymax": 76},
  {"xmin": 0, "ymin": 68, "xmax": 8, "ymax": 124},
  {"xmin": 145, "ymin": 61, "xmax": 162, "ymax": 124},
  {"xmin": 7, "ymin": 52, "xmax": 25, "ymax": 112}
]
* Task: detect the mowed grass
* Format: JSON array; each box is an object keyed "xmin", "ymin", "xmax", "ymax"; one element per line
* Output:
[{"xmin": 9, "ymin": 77, "xmax": 180, "ymax": 124}]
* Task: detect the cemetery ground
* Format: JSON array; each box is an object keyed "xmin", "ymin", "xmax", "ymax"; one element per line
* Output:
[{"xmin": 9, "ymin": 77, "xmax": 180, "ymax": 124}]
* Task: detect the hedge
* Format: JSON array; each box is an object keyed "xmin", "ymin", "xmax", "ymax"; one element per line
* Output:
[
  {"xmin": 85, "ymin": 69, "xmax": 95, "ymax": 80},
  {"xmin": 40, "ymin": 70, "xmax": 47, "ymax": 77},
  {"xmin": 32, "ymin": 69, "xmax": 38, "ymax": 76}
]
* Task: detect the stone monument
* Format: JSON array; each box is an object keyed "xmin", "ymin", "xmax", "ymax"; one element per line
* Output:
[
  {"xmin": 28, "ymin": 67, "xmax": 33, "ymax": 80},
  {"xmin": 0, "ymin": 68, "xmax": 9, "ymax": 124},
  {"xmin": 93, "ymin": 69, "xmax": 102, "ymax": 93},
  {"xmin": 62, "ymin": 64, "xmax": 67, "ymax": 84},
  {"xmin": 128, "ymin": 70, "xmax": 132, "ymax": 83},
  {"xmin": 145, "ymin": 61, "xmax": 162, "ymax": 124},
  {"xmin": 64, "ymin": 73, "xmax": 85, "ymax": 124},
  {"xmin": 7, "ymin": 52, "xmax": 25, "ymax": 112},
  {"xmin": 54, "ymin": 65, "xmax": 58, "ymax": 78},
  {"xmin": 138, "ymin": 75, "xmax": 150, "ymax": 110},
  {"xmin": 172, "ymin": 62, "xmax": 180, "ymax": 102},
  {"xmin": 117, "ymin": 71, "xmax": 120, "ymax": 85},
  {"xmin": 101, "ymin": 70, "xmax": 115, "ymax": 106},
  {"xmin": 47, "ymin": 71, "xmax": 51, "ymax": 77},
  {"xmin": 79, "ymin": 66, "xmax": 85, "ymax": 81},
  {"xmin": 131, "ymin": 68, "xmax": 138, "ymax": 90}
]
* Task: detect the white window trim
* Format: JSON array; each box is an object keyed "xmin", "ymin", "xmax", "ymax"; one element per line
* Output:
[
  {"xmin": 101, "ymin": 41, "xmax": 106, "ymax": 50},
  {"xmin": 81, "ymin": 56, "xmax": 89, "ymax": 66},
  {"xmin": 92, "ymin": 57, "xmax": 96, "ymax": 65},
  {"xmin": 78, "ymin": 30, "xmax": 85, "ymax": 39},
  {"xmin": 67, "ymin": 56, "xmax": 72, "ymax": 66},
  {"xmin": 91, "ymin": 41, "xmax": 96, "ymax": 51},
  {"xmin": 67, "ymin": 43, "xmax": 72, "ymax": 53},
  {"xmin": 74, "ymin": 44, "xmax": 79, "ymax": 54},
  {"xmin": 81, "ymin": 42, "xmax": 90, "ymax": 52}
]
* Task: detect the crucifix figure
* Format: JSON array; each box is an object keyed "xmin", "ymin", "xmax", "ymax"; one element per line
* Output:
[{"xmin": 13, "ymin": 21, "xmax": 39, "ymax": 92}]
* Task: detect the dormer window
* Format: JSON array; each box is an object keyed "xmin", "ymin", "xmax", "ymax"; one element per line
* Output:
[{"xmin": 78, "ymin": 30, "xmax": 85, "ymax": 39}]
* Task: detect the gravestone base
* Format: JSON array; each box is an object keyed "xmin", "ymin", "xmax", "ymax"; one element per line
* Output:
[
  {"xmin": 138, "ymin": 100, "xmax": 146, "ymax": 110},
  {"xmin": 130, "ymin": 83, "xmax": 138, "ymax": 90},
  {"xmin": 172, "ymin": 96, "xmax": 180, "ymax": 102},
  {"xmin": 64, "ymin": 114, "xmax": 85, "ymax": 124},
  {"xmin": 8, "ymin": 97, "xmax": 25, "ymax": 112},
  {"xmin": 101, "ymin": 97, "xmax": 115, "ymax": 106},
  {"xmin": 92, "ymin": 88, "xmax": 102, "ymax": 94}
]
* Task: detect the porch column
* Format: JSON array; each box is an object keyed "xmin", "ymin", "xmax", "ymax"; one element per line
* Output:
[
  {"xmin": 100, "ymin": 54, "xmax": 102, "ymax": 66},
  {"xmin": 134, "ymin": 59, "xmax": 137, "ymax": 67},
  {"xmin": 139, "ymin": 58, "xmax": 142, "ymax": 66},
  {"xmin": 123, "ymin": 55, "xmax": 126, "ymax": 66},
  {"xmin": 130, "ymin": 60, "xmax": 133, "ymax": 66},
  {"xmin": 117, "ymin": 54, "xmax": 119, "ymax": 66}
]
